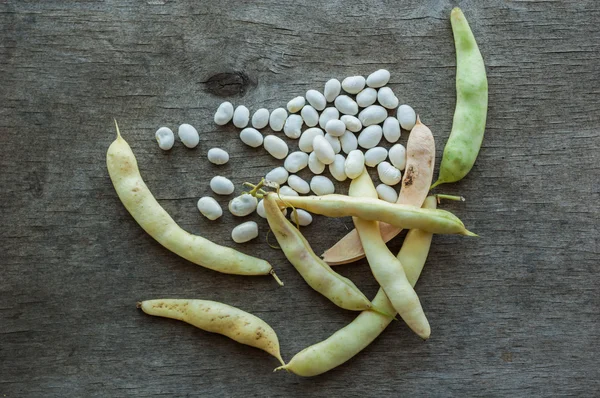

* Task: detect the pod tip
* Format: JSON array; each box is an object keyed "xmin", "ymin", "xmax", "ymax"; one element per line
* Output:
[
  {"xmin": 270, "ymin": 269, "xmax": 284, "ymax": 286},
  {"xmin": 273, "ymin": 364, "xmax": 289, "ymax": 373},
  {"xmin": 463, "ymin": 230, "xmax": 479, "ymax": 237},
  {"xmin": 114, "ymin": 119, "xmax": 122, "ymax": 139},
  {"xmin": 136, "ymin": 301, "xmax": 143, "ymax": 309},
  {"xmin": 430, "ymin": 179, "xmax": 443, "ymax": 190}
]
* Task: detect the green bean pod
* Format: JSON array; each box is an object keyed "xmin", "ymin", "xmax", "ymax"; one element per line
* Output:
[{"xmin": 431, "ymin": 7, "xmax": 488, "ymax": 188}]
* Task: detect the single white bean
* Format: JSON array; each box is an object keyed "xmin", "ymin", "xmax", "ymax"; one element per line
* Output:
[
  {"xmin": 356, "ymin": 87, "xmax": 378, "ymax": 108},
  {"xmin": 357, "ymin": 125, "xmax": 383, "ymax": 149},
  {"xmin": 340, "ymin": 130, "xmax": 358, "ymax": 154},
  {"xmin": 377, "ymin": 87, "xmax": 399, "ymax": 109},
  {"xmin": 364, "ymin": 147, "xmax": 388, "ymax": 167},
  {"xmin": 279, "ymin": 185, "xmax": 299, "ymax": 196},
  {"xmin": 376, "ymin": 184, "xmax": 398, "ymax": 203},
  {"xmin": 231, "ymin": 221, "xmax": 259, "ymax": 243},
  {"xmin": 334, "ymin": 95, "xmax": 358, "ymax": 115},
  {"xmin": 233, "ymin": 106, "xmax": 250, "ymax": 128},
  {"xmin": 305, "ymin": 89, "xmax": 326, "ymax": 111},
  {"xmin": 310, "ymin": 175, "xmax": 335, "ymax": 195},
  {"xmin": 397, "ymin": 104, "xmax": 417, "ymax": 130},
  {"xmin": 155, "ymin": 127, "xmax": 174, "ymax": 150},
  {"xmin": 388, "ymin": 143, "xmax": 407, "ymax": 171},
  {"xmin": 340, "ymin": 115, "xmax": 362, "ymax": 133},
  {"xmin": 324, "ymin": 79, "xmax": 341, "ymax": 102},
  {"xmin": 298, "ymin": 127, "xmax": 324, "ymax": 152},
  {"xmin": 366, "ymin": 69, "xmax": 391, "ymax": 88},
  {"xmin": 358, "ymin": 105, "xmax": 388, "ymax": 126},
  {"xmin": 284, "ymin": 151, "xmax": 309, "ymax": 173},
  {"xmin": 324, "ymin": 133, "xmax": 341, "ymax": 154},
  {"xmin": 308, "ymin": 151, "xmax": 325, "ymax": 174},
  {"xmin": 287, "ymin": 96, "xmax": 305, "ymax": 113},
  {"xmin": 265, "ymin": 167, "xmax": 288, "ymax": 185},
  {"xmin": 328, "ymin": 154, "xmax": 347, "ymax": 182},
  {"xmin": 289, "ymin": 209, "xmax": 313, "ymax": 226},
  {"xmin": 301, "ymin": 105, "xmax": 319, "ymax": 127},
  {"xmin": 284, "ymin": 114, "xmax": 303, "ymax": 139},
  {"xmin": 287, "ymin": 175, "xmax": 310, "ymax": 194},
  {"xmin": 377, "ymin": 161, "xmax": 402, "ymax": 185},
  {"xmin": 269, "ymin": 108, "xmax": 288, "ymax": 131},
  {"xmin": 257, "ymin": 199, "xmax": 288, "ymax": 218},
  {"xmin": 239, "ymin": 127, "xmax": 263, "ymax": 148},
  {"xmin": 228, "ymin": 194, "xmax": 258, "ymax": 217},
  {"xmin": 251, "ymin": 108, "xmax": 270, "ymax": 129},
  {"xmin": 344, "ymin": 150, "xmax": 365, "ymax": 179},
  {"xmin": 382, "ymin": 117, "xmax": 401, "ymax": 143},
  {"xmin": 341, "ymin": 76, "xmax": 366, "ymax": 94},
  {"xmin": 178, "ymin": 124, "xmax": 200, "ymax": 148},
  {"xmin": 210, "ymin": 176, "xmax": 235, "ymax": 195},
  {"xmin": 312, "ymin": 135, "xmax": 335, "ymax": 164},
  {"xmin": 319, "ymin": 107, "xmax": 339, "ymax": 129},
  {"xmin": 325, "ymin": 119, "xmax": 346, "ymax": 137},
  {"xmin": 197, "ymin": 196, "xmax": 222, "ymax": 220},
  {"xmin": 214, "ymin": 102, "xmax": 234, "ymax": 125},
  {"xmin": 207, "ymin": 148, "xmax": 229, "ymax": 165},
  {"xmin": 263, "ymin": 135, "xmax": 289, "ymax": 159}
]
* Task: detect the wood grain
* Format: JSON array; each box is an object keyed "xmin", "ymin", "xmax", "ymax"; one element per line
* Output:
[{"xmin": 1, "ymin": 0, "xmax": 599, "ymax": 396}]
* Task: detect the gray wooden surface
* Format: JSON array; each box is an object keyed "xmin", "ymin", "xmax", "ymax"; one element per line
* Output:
[{"xmin": 1, "ymin": 1, "xmax": 599, "ymax": 396}]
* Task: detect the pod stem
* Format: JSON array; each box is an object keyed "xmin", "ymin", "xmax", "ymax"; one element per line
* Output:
[
  {"xmin": 135, "ymin": 301, "xmax": 142, "ymax": 309},
  {"xmin": 244, "ymin": 181, "xmax": 267, "ymax": 198},
  {"xmin": 273, "ymin": 364, "xmax": 290, "ymax": 373},
  {"xmin": 270, "ymin": 269, "xmax": 284, "ymax": 286},
  {"xmin": 435, "ymin": 194, "xmax": 465, "ymax": 203}
]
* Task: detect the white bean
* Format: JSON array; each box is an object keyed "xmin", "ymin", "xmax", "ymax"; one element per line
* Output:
[
  {"xmin": 382, "ymin": 117, "xmax": 401, "ymax": 143},
  {"xmin": 287, "ymin": 175, "xmax": 310, "ymax": 194},
  {"xmin": 334, "ymin": 95, "xmax": 358, "ymax": 115},
  {"xmin": 312, "ymin": 135, "xmax": 335, "ymax": 165},
  {"xmin": 210, "ymin": 176, "xmax": 235, "ymax": 195},
  {"xmin": 366, "ymin": 69, "xmax": 391, "ymax": 88},
  {"xmin": 279, "ymin": 185, "xmax": 299, "ymax": 196},
  {"xmin": 376, "ymin": 184, "xmax": 398, "ymax": 203},
  {"xmin": 207, "ymin": 148, "xmax": 229, "ymax": 165},
  {"xmin": 340, "ymin": 115, "xmax": 362, "ymax": 133},
  {"xmin": 239, "ymin": 127, "xmax": 263, "ymax": 148},
  {"xmin": 364, "ymin": 147, "xmax": 388, "ymax": 167},
  {"xmin": 265, "ymin": 167, "xmax": 288, "ymax": 185},
  {"xmin": 155, "ymin": 127, "xmax": 174, "ymax": 150},
  {"xmin": 344, "ymin": 150, "xmax": 365, "ymax": 179},
  {"xmin": 388, "ymin": 143, "xmax": 407, "ymax": 171},
  {"xmin": 341, "ymin": 76, "xmax": 366, "ymax": 94},
  {"xmin": 324, "ymin": 79, "xmax": 341, "ymax": 102},
  {"xmin": 284, "ymin": 114, "xmax": 303, "ymax": 139},
  {"xmin": 377, "ymin": 87, "xmax": 399, "ymax": 109},
  {"xmin": 377, "ymin": 161, "xmax": 402, "ymax": 186},
  {"xmin": 308, "ymin": 151, "xmax": 325, "ymax": 174},
  {"xmin": 357, "ymin": 125, "xmax": 383, "ymax": 149},
  {"xmin": 263, "ymin": 135, "xmax": 289, "ymax": 159},
  {"xmin": 233, "ymin": 106, "xmax": 250, "ymax": 128},
  {"xmin": 284, "ymin": 151, "xmax": 309, "ymax": 173},
  {"xmin": 228, "ymin": 194, "xmax": 258, "ymax": 217},
  {"xmin": 329, "ymin": 154, "xmax": 347, "ymax": 182},
  {"xmin": 397, "ymin": 104, "xmax": 417, "ymax": 130},
  {"xmin": 214, "ymin": 101, "xmax": 234, "ymax": 125},
  {"xmin": 231, "ymin": 221, "xmax": 258, "ymax": 243},
  {"xmin": 310, "ymin": 175, "xmax": 335, "ymax": 196},
  {"xmin": 289, "ymin": 209, "xmax": 313, "ymax": 226},
  {"xmin": 178, "ymin": 124, "xmax": 200, "ymax": 148},
  {"xmin": 301, "ymin": 105, "xmax": 319, "ymax": 127},
  {"xmin": 305, "ymin": 89, "xmax": 326, "ymax": 111},
  {"xmin": 325, "ymin": 119, "xmax": 346, "ymax": 137},
  {"xmin": 269, "ymin": 108, "xmax": 287, "ymax": 131},
  {"xmin": 257, "ymin": 199, "xmax": 287, "ymax": 218},
  {"xmin": 340, "ymin": 130, "xmax": 358, "ymax": 154},
  {"xmin": 319, "ymin": 107, "xmax": 339, "ymax": 129},
  {"xmin": 287, "ymin": 96, "xmax": 305, "ymax": 113},
  {"xmin": 358, "ymin": 105, "xmax": 388, "ymax": 126},
  {"xmin": 324, "ymin": 133, "xmax": 341, "ymax": 154},
  {"xmin": 197, "ymin": 196, "xmax": 222, "ymax": 220},
  {"xmin": 251, "ymin": 108, "xmax": 270, "ymax": 129},
  {"xmin": 356, "ymin": 87, "xmax": 378, "ymax": 108},
  {"xmin": 298, "ymin": 127, "xmax": 324, "ymax": 152}
]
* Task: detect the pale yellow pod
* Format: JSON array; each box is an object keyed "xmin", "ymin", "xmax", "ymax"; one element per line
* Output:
[{"xmin": 138, "ymin": 299, "xmax": 284, "ymax": 365}]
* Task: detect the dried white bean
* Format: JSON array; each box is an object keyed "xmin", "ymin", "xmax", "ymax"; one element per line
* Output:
[
  {"xmin": 207, "ymin": 148, "xmax": 229, "ymax": 165},
  {"xmin": 257, "ymin": 199, "xmax": 288, "ymax": 218},
  {"xmin": 324, "ymin": 133, "xmax": 341, "ymax": 154},
  {"xmin": 377, "ymin": 87, "xmax": 399, "ymax": 109},
  {"xmin": 312, "ymin": 135, "xmax": 335, "ymax": 164},
  {"xmin": 214, "ymin": 102, "xmax": 234, "ymax": 125},
  {"xmin": 197, "ymin": 197, "xmax": 222, "ymax": 220},
  {"xmin": 357, "ymin": 125, "xmax": 383, "ymax": 149},
  {"xmin": 289, "ymin": 209, "xmax": 313, "ymax": 226},
  {"xmin": 325, "ymin": 119, "xmax": 346, "ymax": 137},
  {"xmin": 308, "ymin": 151, "xmax": 325, "ymax": 174},
  {"xmin": 251, "ymin": 108, "xmax": 270, "ymax": 129},
  {"xmin": 155, "ymin": 127, "xmax": 174, "ymax": 150},
  {"xmin": 341, "ymin": 76, "xmax": 366, "ymax": 94},
  {"xmin": 279, "ymin": 185, "xmax": 299, "ymax": 196},
  {"xmin": 269, "ymin": 108, "xmax": 287, "ymax": 131},
  {"xmin": 334, "ymin": 95, "xmax": 358, "ymax": 115},
  {"xmin": 239, "ymin": 127, "xmax": 263, "ymax": 148},
  {"xmin": 210, "ymin": 176, "xmax": 235, "ymax": 195},
  {"xmin": 329, "ymin": 154, "xmax": 347, "ymax": 182},
  {"xmin": 284, "ymin": 151, "xmax": 309, "ymax": 173},
  {"xmin": 287, "ymin": 175, "xmax": 310, "ymax": 194},
  {"xmin": 228, "ymin": 194, "xmax": 258, "ymax": 217},
  {"xmin": 310, "ymin": 176, "xmax": 335, "ymax": 196},
  {"xmin": 388, "ymin": 143, "xmax": 407, "ymax": 171},
  {"xmin": 231, "ymin": 221, "xmax": 258, "ymax": 243},
  {"xmin": 287, "ymin": 96, "xmax": 305, "ymax": 113},
  {"xmin": 319, "ymin": 107, "xmax": 339, "ymax": 129},
  {"xmin": 344, "ymin": 150, "xmax": 365, "ymax": 179},
  {"xmin": 382, "ymin": 117, "xmax": 401, "ymax": 143},
  {"xmin": 377, "ymin": 161, "xmax": 402, "ymax": 186},
  {"xmin": 284, "ymin": 114, "xmax": 303, "ymax": 139},
  {"xmin": 364, "ymin": 147, "xmax": 388, "ymax": 167},
  {"xmin": 324, "ymin": 79, "xmax": 342, "ymax": 102},
  {"xmin": 305, "ymin": 89, "xmax": 326, "ymax": 111},
  {"xmin": 366, "ymin": 69, "xmax": 391, "ymax": 88},
  {"xmin": 265, "ymin": 167, "xmax": 288, "ymax": 185},
  {"xmin": 233, "ymin": 106, "xmax": 250, "ymax": 128},
  {"xmin": 301, "ymin": 105, "xmax": 319, "ymax": 127},
  {"xmin": 376, "ymin": 184, "xmax": 398, "ymax": 203},
  {"xmin": 340, "ymin": 130, "xmax": 358, "ymax": 154},
  {"xmin": 263, "ymin": 135, "xmax": 289, "ymax": 159},
  {"xmin": 298, "ymin": 127, "xmax": 324, "ymax": 152},
  {"xmin": 356, "ymin": 87, "xmax": 378, "ymax": 108},
  {"xmin": 358, "ymin": 105, "xmax": 388, "ymax": 126},
  {"xmin": 340, "ymin": 115, "xmax": 362, "ymax": 133},
  {"xmin": 178, "ymin": 124, "xmax": 200, "ymax": 148},
  {"xmin": 397, "ymin": 104, "xmax": 417, "ymax": 130}
]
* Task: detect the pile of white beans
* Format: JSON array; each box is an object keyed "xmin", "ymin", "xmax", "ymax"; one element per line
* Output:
[{"xmin": 155, "ymin": 69, "xmax": 416, "ymax": 244}]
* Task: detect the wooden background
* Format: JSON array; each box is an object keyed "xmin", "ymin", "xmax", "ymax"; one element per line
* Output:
[{"xmin": 1, "ymin": 1, "xmax": 598, "ymax": 396}]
